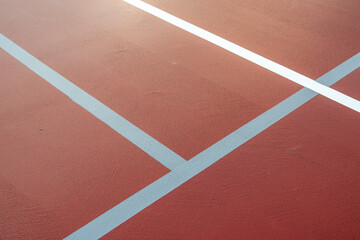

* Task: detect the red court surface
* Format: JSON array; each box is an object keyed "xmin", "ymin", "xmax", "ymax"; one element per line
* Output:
[
  {"xmin": 1, "ymin": 0, "xmax": 360, "ymax": 239},
  {"xmin": 0, "ymin": 52, "xmax": 169, "ymax": 239},
  {"xmin": 103, "ymin": 86, "xmax": 360, "ymax": 240},
  {"xmin": 146, "ymin": 0, "xmax": 360, "ymax": 78},
  {"xmin": 0, "ymin": 0, "xmax": 301, "ymax": 159}
]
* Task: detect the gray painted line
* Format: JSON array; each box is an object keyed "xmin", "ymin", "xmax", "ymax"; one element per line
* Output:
[
  {"xmin": 64, "ymin": 51, "xmax": 360, "ymax": 240},
  {"xmin": 0, "ymin": 33, "xmax": 186, "ymax": 171}
]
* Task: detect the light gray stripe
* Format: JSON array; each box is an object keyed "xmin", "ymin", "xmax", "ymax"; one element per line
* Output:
[
  {"xmin": 0, "ymin": 33, "xmax": 186, "ymax": 170},
  {"xmin": 64, "ymin": 50, "xmax": 360, "ymax": 240}
]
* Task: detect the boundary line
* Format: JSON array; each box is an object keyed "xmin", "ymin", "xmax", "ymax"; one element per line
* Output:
[
  {"xmin": 0, "ymin": 33, "xmax": 186, "ymax": 171},
  {"xmin": 121, "ymin": 0, "xmax": 360, "ymax": 113},
  {"xmin": 64, "ymin": 53, "xmax": 360, "ymax": 240}
]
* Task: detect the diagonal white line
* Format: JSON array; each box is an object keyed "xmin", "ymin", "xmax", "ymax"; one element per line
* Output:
[
  {"xmin": 64, "ymin": 53, "xmax": 360, "ymax": 240},
  {"xmin": 121, "ymin": 0, "xmax": 360, "ymax": 113},
  {"xmin": 0, "ymin": 33, "xmax": 186, "ymax": 171}
]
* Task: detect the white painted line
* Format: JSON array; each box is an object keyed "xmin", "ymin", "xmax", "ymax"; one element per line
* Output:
[
  {"xmin": 121, "ymin": 0, "xmax": 360, "ymax": 113},
  {"xmin": 64, "ymin": 53, "xmax": 360, "ymax": 240},
  {"xmin": 0, "ymin": 33, "xmax": 186, "ymax": 171}
]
